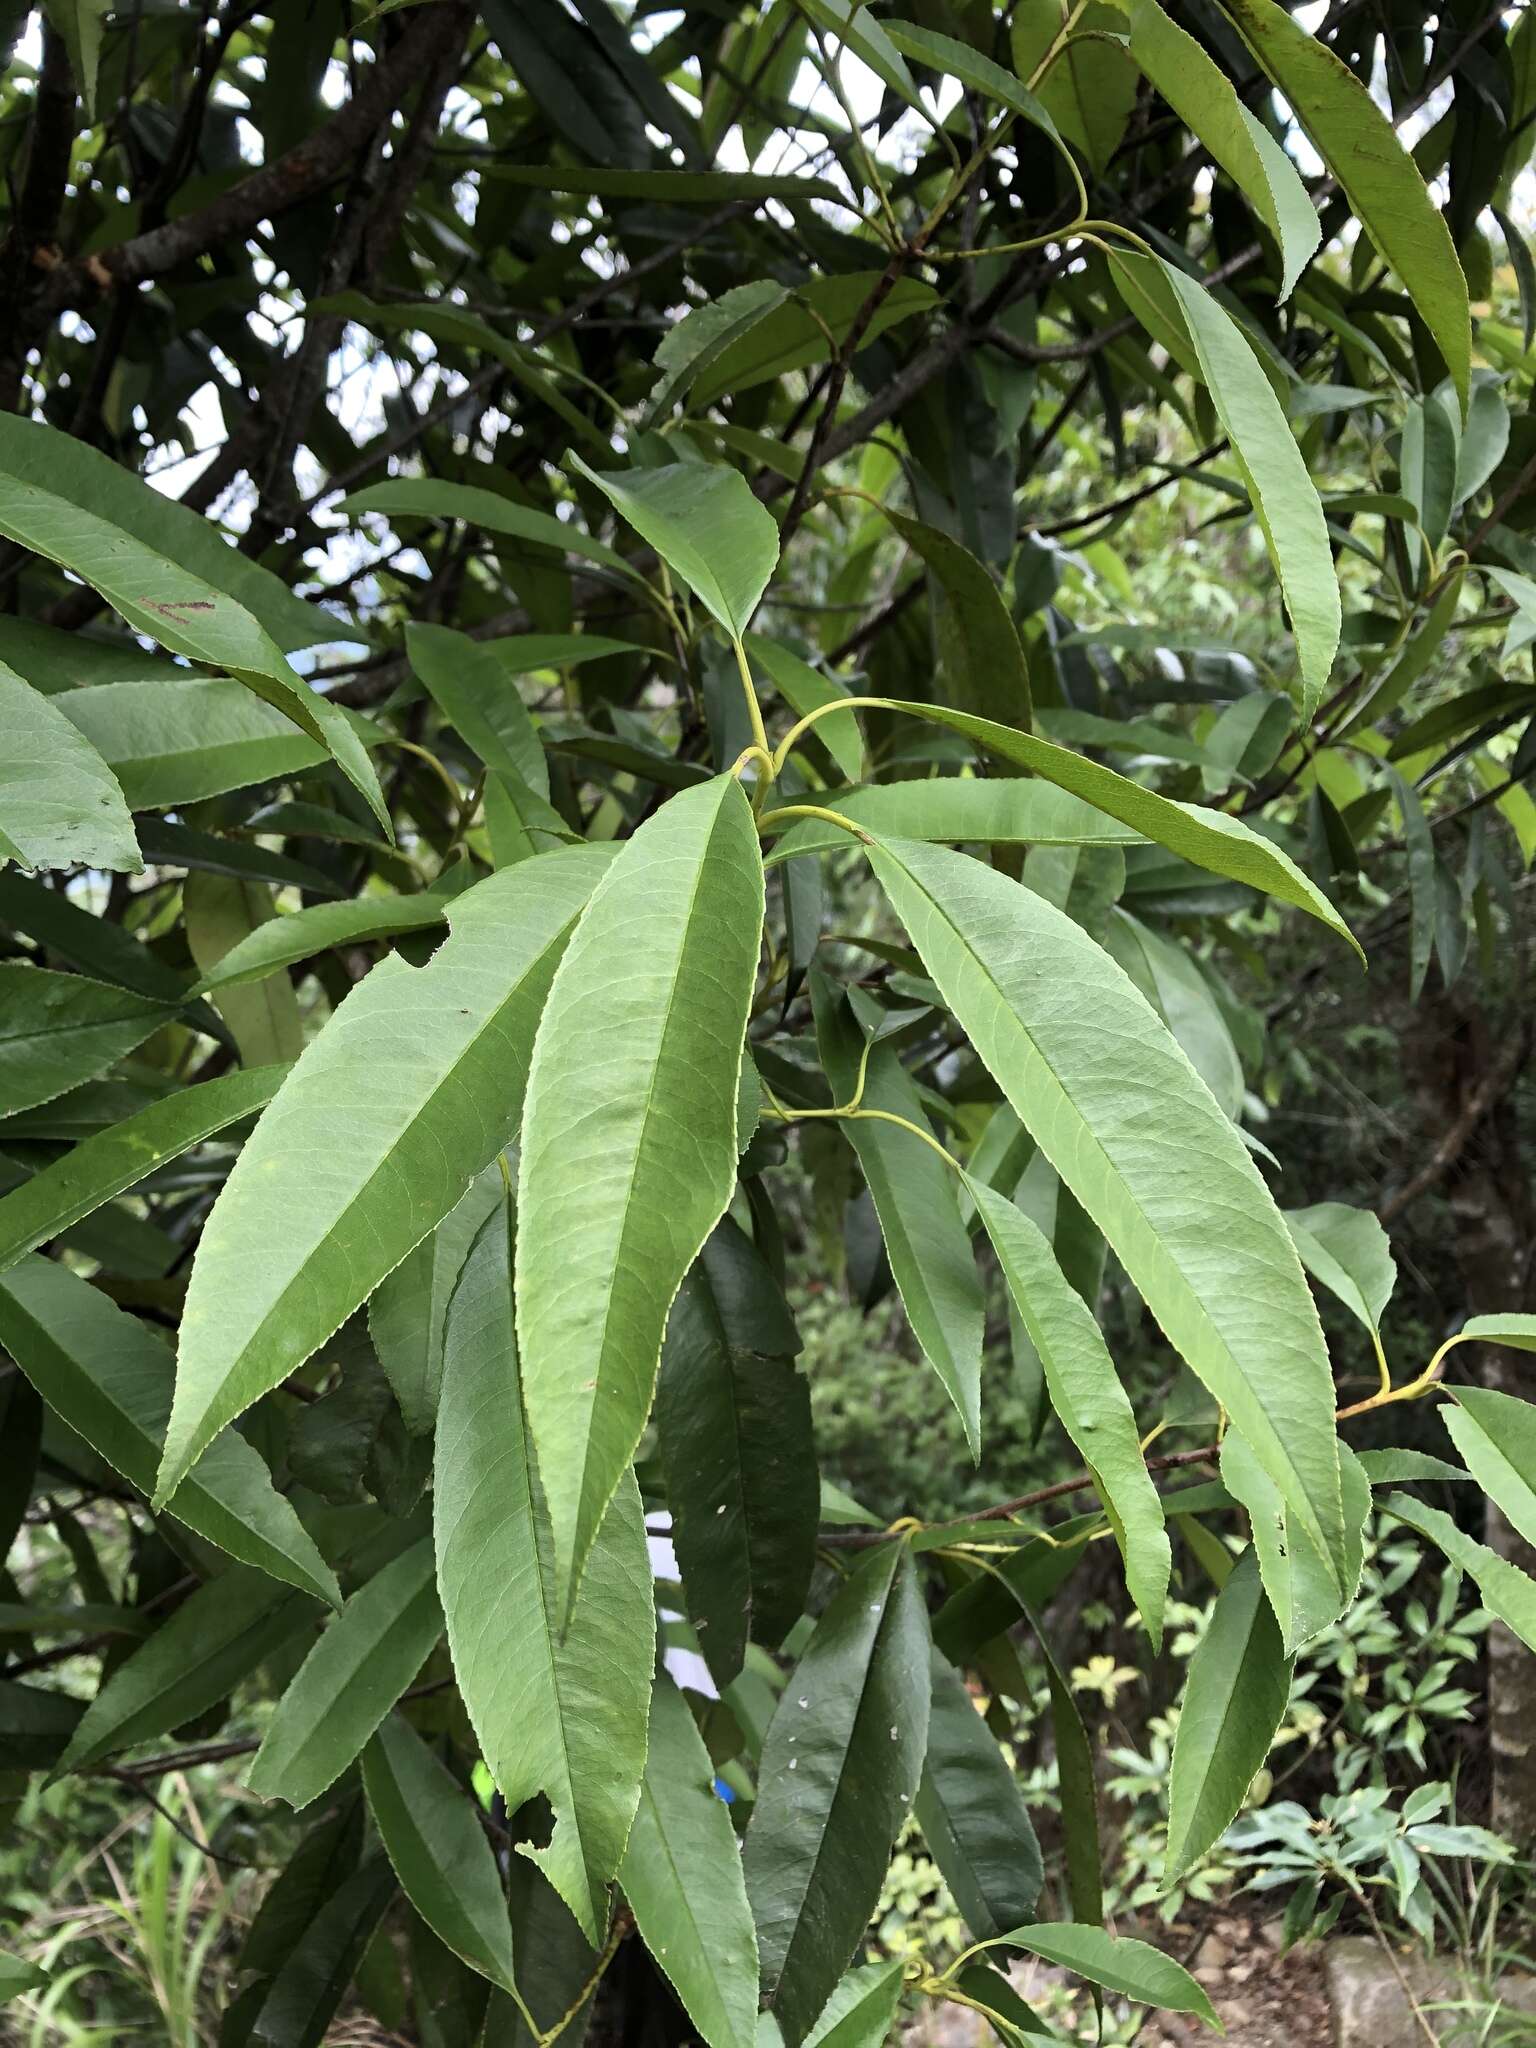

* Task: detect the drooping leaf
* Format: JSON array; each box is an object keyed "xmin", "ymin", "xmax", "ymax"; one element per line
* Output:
[
  {"xmin": 570, "ymin": 458, "xmax": 779, "ymax": 642},
  {"xmin": 867, "ymin": 836, "xmax": 1347, "ymax": 1586},
  {"xmin": 240, "ymin": 1856, "xmax": 396, "ymax": 2048},
  {"xmin": 0, "ymin": 1255, "xmax": 337, "ymax": 1607},
  {"xmin": 996, "ymin": 1924, "xmax": 1218, "ymax": 2030},
  {"xmin": 686, "ymin": 272, "xmax": 937, "ymax": 408},
  {"xmin": 248, "ymin": 1539, "xmax": 443, "ymax": 1808},
  {"xmin": 0, "ymin": 966, "xmax": 172, "ymax": 1119},
  {"xmin": 435, "ymin": 1193, "xmax": 654, "ymax": 1944},
  {"xmin": 343, "ymin": 477, "xmax": 643, "ymax": 588},
  {"xmin": 1157, "ymin": 262, "xmax": 1340, "ymax": 717},
  {"xmin": 967, "ymin": 1176, "xmax": 1169, "ymax": 1646},
  {"xmin": 747, "ymin": 636, "xmax": 865, "ymax": 787},
  {"xmin": 516, "ymin": 773, "xmax": 762, "ymax": 1608},
  {"xmin": 54, "ymin": 1569, "xmax": 315, "ymax": 1775},
  {"xmin": 1011, "ymin": 0, "xmax": 1138, "ymax": 174},
  {"xmin": 875, "ymin": 701, "xmax": 1361, "ymax": 956},
  {"xmin": 802, "ymin": 1959, "xmax": 908, "ymax": 2048},
  {"xmin": 765, "ymin": 780, "xmax": 1144, "ymax": 864},
  {"xmin": 0, "ymin": 1948, "xmax": 47, "ymax": 2005},
  {"xmin": 744, "ymin": 1543, "xmax": 930, "ymax": 2048},
  {"xmin": 647, "ymin": 281, "xmax": 793, "ymax": 425},
  {"xmin": 192, "ymin": 893, "xmax": 451, "ymax": 997},
  {"xmin": 185, "ymin": 872, "xmax": 305, "ymax": 1071},
  {"xmin": 1113, "ymin": 0, "xmax": 1318, "ymax": 299},
  {"xmin": 1219, "ymin": 0, "xmax": 1471, "ymax": 410},
  {"xmin": 619, "ymin": 1674, "xmax": 760, "ymax": 2048},
  {"xmin": 1102, "ymin": 911, "xmax": 1243, "ymax": 1122},
  {"xmin": 156, "ymin": 844, "xmax": 614, "ymax": 1506},
  {"xmin": 881, "ymin": 509, "xmax": 1033, "ymax": 733},
  {"xmin": 1165, "ymin": 1547, "xmax": 1292, "ymax": 1879},
  {"xmin": 363, "ymin": 1712, "xmax": 518, "ymax": 1994},
  {"xmin": 813, "ymin": 975, "xmax": 984, "ymax": 1452},
  {"xmin": 368, "ymin": 1169, "xmax": 504, "ymax": 1436},
  {"xmin": 0, "ymin": 1065, "xmax": 283, "ymax": 1272},
  {"xmin": 655, "ymin": 1217, "xmax": 817, "ymax": 1687},
  {"xmin": 1220, "ymin": 1435, "xmax": 1370, "ymax": 1654},
  {"xmin": 915, "ymin": 1647, "xmax": 1043, "ymax": 1940},
  {"xmin": 1437, "ymin": 1391, "xmax": 1536, "ymax": 1553},
  {"xmin": 407, "ymin": 623, "xmax": 550, "ymax": 797},
  {"xmin": 0, "ymin": 663, "xmax": 140, "ymax": 875},
  {"xmin": 1385, "ymin": 1494, "xmax": 1536, "ymax": 1654},
  {"xmin": 0, "ymin": 437, "xmax": 386, "ymax": 829},
  {"xmin": 1283, "ymin": 1202, "xmax": 1395, "ymax": 1341}
]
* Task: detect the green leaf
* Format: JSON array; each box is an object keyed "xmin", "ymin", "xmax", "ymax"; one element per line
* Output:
[
  {"xmin": 996, "ymin": 1924, "xmax": 1218, "ymax": 2030},
  {"xmin": 0, "ymin": 1065, "xmax": 282, "ymax": 1272},
  {"xmin": 1157, "ymin": 262, "xmax": 1340, "ymax": 717},
  {"xmin": 1219, "ymin": 0, "xmax": 1471, "ymax": 411},
  {"xmin": 0, "ymin": 663, "xmax": 140, "ymax": 875},
  {"xmin": 241, "ymin": 1857, "xmax": 396, "ymax": 2048},
  {"xmin": 1220, "ymin": 1436, "xmax": 1369, "ymax": 1654},
  {"xmin": 484, "ymin": 770, "xmax": 580, "ymax": 869},
  {"xmin": 813, "ymin": 975, "xmax": 984, "ymax": 1453},
  {"xmin": 967, "ymin": 1177, "xmax": 1169, "ymax": 1646},
  {"xmin": 1283, "ymin": 1202, "xmax": 1395, "ymax": 1340},
  {"xmin": 54, "ymin": 1568, "xmax": 314, "ymax": 1775},
  {"xmin": 882, "ymin": 509, "xmax": 1033, "ymax": 734},
  {"xmin": 1166, "ymin": 1547, "xmax": 1292, "ymax": 1879},
  {"xmin": 1440, "ymin": 1390, "xmax": 1536, "ymax": 1553},
  {"xmin": 687, "ymin": 273, "xmax": 937, "ymax": 408},
  {"xmin": 185, "ymin": 873, "xmax": 305, "ymax": 1071},
  {"xmin": 883, "ymin": 21, "xmax": 1074, "ymax": 164},
  {"xmin": 157, "ymin": 844, "xmax": 614, "ymax": 1506},
  {"xmin": 342, "ymin": 479, "xmax": 643, "ymax": 588},
  {"xmin": 655, "ymin": 1217, "xmax": 817, "ymax": 1687},
  {"xmin": 248, "ymin": 1539, "xmax": 443, "ymax": 1807},
  {"xmin": 0, "ymin": 449, "xmax": 387, "ymax": 832},
  {"xmin": 747, "ymin": 636, "xmax": 864, "ymax": 787},
  {"xmin": 485, "ymin": 165, "xmax": 849, "ymax": 204},
  {"xmin": 766, "ymin": 780, "xmax": 1145, "ymax": 865},
  {"xmin": 407, "ymin": 623, "xmax": 549, "ymax": 796},
  {"xmin": 876, "ymin": 700, "xmax": 1361, "ymax": 957},
  {"xmin": 44, "ymin": 0, "xmax": 108, "ymax": 119},
  {"xmin": 570, "ymin": 458, "xmax": 779, "ymax": 642},
  {"xmin": 0, "ymin": 1948, "xmax": 47, "ymax": 2004},
  {"xmin": 1454, "ymin": 1314, "xmax": 1536, "ymax": 1353},
  {"xmin": 867, "ymin": 837, "xmax": 1347, "ymax": 1587},
  {"xmin": 799, "ymin": 0, "xmax": 922, "ymax": 111},
  {"xmin": 369, "ymin": 1169, "xmax": 504, "ymax": 1436},
  {"xmin": 1102, "ymin": 910, "xmax": 1243, "ymax": 1123},
  {"xmin": 647, "ymin": 281, "xmax": 793, "ymax": 426},
  {"xmin": 620, "ymin": 1674, "xmax": 760, "ymax": 2048},
  {"xmin": 0, "ymin": 965, "xmax": 173, "ymax": 1120},
  {"xmin": 0, "ymin": 1255, "xmax": 337, "ymax": 1607},
  {"xmin": 803, "ymin": 1960, "xmax": 907, "ymax": 2048},
  {"xmin": 517, "ymin": 773, "xmax": 762, "ymax": 1608},
  {"xmin": 363, "ymin": 1712, "xmax": 517, "ymax": 1994},
  {"xmin": 1115, "ymin": 0, "xmax": 1319, "ymax": 299},
  {"xmin": 915, "ymin": 1647, "xmax": 1043, "ymax": 1940},
  {"xmin": 744, "ymin": 1543, "xmax": 930, "ymax": 2048},
  {"xmin": 435, "ymin": 1193, "xmax": 654, "ymax": 1944},
  {"xmin": 192, "ymin": 894, "xmax": 452, "ymax": 997},
  {"xmin": 1385, "ymin": 1494, "xmax": 1536, "ymax": 1654}
]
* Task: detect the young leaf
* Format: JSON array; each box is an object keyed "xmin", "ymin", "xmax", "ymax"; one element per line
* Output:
[
  {"xmin": 435, "ymin": 1193, "xmax": 654, "ymax": 1944},
  {"xmin": 0, "ymin": 1065, "xmax": 284, "ymax": 1272},
  {"xmin": 744, "ymin": 1543, "xmax": 930, "ymax": 2048},
  {"xmin": 1384, "ymin": 1494, "xmax": 1536, "ymax": 1654},
  {"xmin": 1158, "ymin": 263, "xmax": 1340, "ymax": 717},
  {"xmin": 0, "ymin": 459, "xmax": 387, "ymax": 831},
  {"xmin": 1166, "ymin": 1547, "xmax": 1292, "ymax": 1879},
  {"xmin": 967, "ymin": 1176, "xmax": 1170, "ymax": 1646},
  {"xmin": 368, "ymin": 1169, "xmax": 504, "ymax": 1436},
  {"xmin": 363, "ymin": 1712, "xmax": 518, "ymax": 1994},
  {"xmin": 0, "ymin": 966, "xmax": 172, "ymax": 1119},
  {"xmin": 915, "ymin": 1647, "xmax": 1043, "ymax": 1940},
  {"xmin": 570, "ymin": 458, "xmax": 779, "ymax": 641},
  {"xmin": 1437, "ymin": 1390, "xmax": 1536, "ymax": 1552},
  {"xmin": 54, "ymin": 1570, "xmax": 315, "ymax": 1775},
  {"xmin": 997, "ymin": 1924, "xmax": 1218, "ymax": 2030},
  {"xmin": 0, "ymin": 663, "xmax": 140, "ymax": 875},
  {"xmin": 620, "ymin": 1674, "xmax": 760, "ymax": 2048},
  {"xmin": 1114, "ymin": 0, "xmax": 1319, "ymax": 299},
  {"xmin": 1220, "ymin": 0, "xmax": 1471, "ymax": 410},
  {"xmin": 517, "ymin": 773, "xmax": 763, "ymax": 1609},
  {"xmin": 655, "ymin": 1217, "xmax": 817, "ymax": 1687},
  {"xmin": 813, "ymin": 975, "xmax": 984, "ymax": 1453},
  {"xmin": 877, "ymin": 701, "xmax": 1362, "ymax": 956},
  {"xmin": 1283, "ymin": 1202, "xmax": 1395, "ymax": 1341},
  {"xmin": 0, "ymin": 1255, "xmax": 338, "ymax": 1607},
  {"xmin": 157, "ymin": 844, "xmax": 614, "ymax": 1506},
  {"xmin": 407, "ymin": 623, "xmax": 550, "ymax": 796},
  {"xmin": 248, "ymin": 1539, "xmax": 443, "ymax": 1808},
  {"xmin": 868, "ymin": 837, "xmax": 1347, "ymax": 1588}
]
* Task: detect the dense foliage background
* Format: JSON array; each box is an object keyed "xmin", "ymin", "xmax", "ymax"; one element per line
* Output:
[{"xmin": 1, "ymin": 1, "xmax": 1535, "ymax": 2043}]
